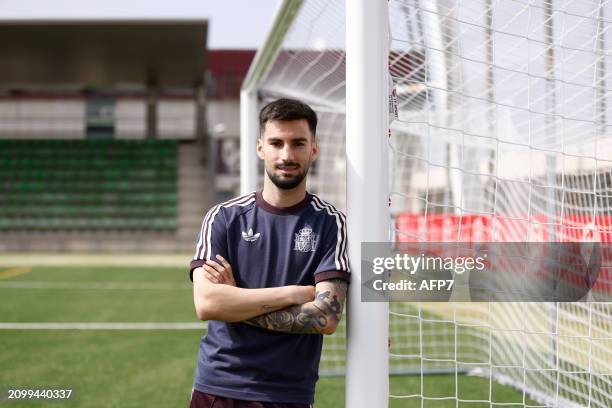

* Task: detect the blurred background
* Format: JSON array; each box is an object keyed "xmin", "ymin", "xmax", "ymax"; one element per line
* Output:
[{"xmin": 0, "ymin": 0, "xmax": 279, "ymax": 252}]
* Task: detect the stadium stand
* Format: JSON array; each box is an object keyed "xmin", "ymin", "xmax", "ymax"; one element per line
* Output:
[
  {"xmin": 0, "ymin": 21, "xmax": 258, "ymax": 252},
  {"xmin": 0, "ymin": 139, "xmax": 177, "ymax": 231},
  {"xmin": 0, "ymin": 22, "xmax": 225, "ymax": 251}
]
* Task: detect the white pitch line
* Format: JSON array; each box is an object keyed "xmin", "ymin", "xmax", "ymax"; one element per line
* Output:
[
  {"xmin": 0, "ymin": 281, "xmax": 191, "ymax": 290},
  {"xmin": 0, "ymin": 253, "xmax": 191, "ymax": 267},
  {"xmin": 0, "ymin": 322, "xmax": 205, "ymax": 330}
]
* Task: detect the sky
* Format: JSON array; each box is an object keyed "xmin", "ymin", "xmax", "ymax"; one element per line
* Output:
[{"xmin": 0, "ymin": 0, "xmax": 281, "ymax": 49}]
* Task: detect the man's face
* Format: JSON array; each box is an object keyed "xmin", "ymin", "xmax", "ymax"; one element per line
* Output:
[{"xmin": 257, "ymin": 119, "xmax": 318, "ymax": 190}]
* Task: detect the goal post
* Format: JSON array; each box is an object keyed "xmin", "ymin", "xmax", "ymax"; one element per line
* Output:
[
  {"xmin": 345, "ymin": 1, "xmax": 390, "ymax": 407},
  {"xmin": 239, "ymin": 90, "xmax": 258, "ymax": 195}
]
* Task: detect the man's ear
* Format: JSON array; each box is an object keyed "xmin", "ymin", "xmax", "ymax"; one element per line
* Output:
[
  {"xmin": 310, "ymin": 138, "xmax": 319, "ymax": 162},
  {"xmin": 256, "ymin": 137, "xmax": 265, "ymax": 160}
]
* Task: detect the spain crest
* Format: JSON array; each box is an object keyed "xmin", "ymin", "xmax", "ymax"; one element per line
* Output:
[{"xmin": 294, "ymin": 225, "xmax": 318, "ymax": 252}]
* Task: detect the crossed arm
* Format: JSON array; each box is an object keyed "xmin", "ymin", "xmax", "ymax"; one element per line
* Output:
[
  {"xmin": 192, "ymin": 255, "xmax": 348, "ymax": 335},
  {"xmin": 243, "ymin": 279, "xmax": 347, "ymax": 334}
]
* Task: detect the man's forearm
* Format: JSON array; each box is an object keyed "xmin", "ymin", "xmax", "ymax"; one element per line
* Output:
[
  {"xmin": 244, "ymin": 302, "xmax": 329, "ymax": 334},
  {"xmin": 196, "ymin": 284, "xmax": 295, "ymax": 322},
  {"xmin": 244, "ymin": 279, "xmax": 347, "ymax": 335},
  {"xmin": 193, "ymin": 267, "xmax": 314, "ymax": 322}
]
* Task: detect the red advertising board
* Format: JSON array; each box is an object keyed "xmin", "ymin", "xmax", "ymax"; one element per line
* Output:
[{"xmin": 396, "ymin": 213, "xmax": 612, "ymax": 293}]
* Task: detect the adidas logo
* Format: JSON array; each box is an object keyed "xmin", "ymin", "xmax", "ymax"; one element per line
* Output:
[{"xmin": 242, "ymin": 228, "xmax": 261, "ymax": 242}]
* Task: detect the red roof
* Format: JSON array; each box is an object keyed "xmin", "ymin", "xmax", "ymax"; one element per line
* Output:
[{"xmin": 207, "ymin": 50, "xmax": 256, "ymax": 77}]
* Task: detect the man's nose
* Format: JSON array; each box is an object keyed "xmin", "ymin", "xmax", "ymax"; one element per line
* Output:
[{"xmin": 280, "ymin": 144, "xmax": 294, "ymax": 161}]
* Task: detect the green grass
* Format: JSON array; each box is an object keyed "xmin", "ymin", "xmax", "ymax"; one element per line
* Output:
[
  {"xmin": 0, "ymin": 266, "xmax": 193, "ymax": 322},
  {"xmin": 0, "ymin": 265, "xmax": 536, "ymax": 407},
  {"xmin": 0, "ymin": 330, "xmax": 199, "ymax": 408},
  {"xmin": 0, "ymin": 265, "xmax": 198, "ymax": 407}
]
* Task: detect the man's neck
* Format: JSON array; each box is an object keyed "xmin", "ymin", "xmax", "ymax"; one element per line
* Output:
[{"xmin": 261, "ymin": 177, "xmax": 307, "ymax": 208}]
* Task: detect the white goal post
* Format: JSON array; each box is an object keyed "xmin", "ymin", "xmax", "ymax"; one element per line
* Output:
[{"xmin": 344, "ymin": 1, "xmax": 390, "ymax": 407}]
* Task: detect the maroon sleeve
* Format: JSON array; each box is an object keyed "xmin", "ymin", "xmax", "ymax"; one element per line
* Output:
[
  {"xmin": 189, "ymin": 259, "xmax": 207, "ymax": 281},
  {"xmin": 314, "ymin": 270, "xmax": 351, "ymax": 284}
]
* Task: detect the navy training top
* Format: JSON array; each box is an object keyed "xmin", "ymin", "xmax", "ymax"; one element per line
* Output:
[{"xmin": 189, "ymin": 191, "xmax": 350, "ymax": 404}]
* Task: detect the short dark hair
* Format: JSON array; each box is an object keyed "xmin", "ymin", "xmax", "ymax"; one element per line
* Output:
[{"xmin": 259, "ymin": 98, "xmax": 317, "ymax": 138}]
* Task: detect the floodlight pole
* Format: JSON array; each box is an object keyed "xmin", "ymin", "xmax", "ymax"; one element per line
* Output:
[{"xmin": 345, "ymin": 1, "xmax": 390, "ymax": 407}]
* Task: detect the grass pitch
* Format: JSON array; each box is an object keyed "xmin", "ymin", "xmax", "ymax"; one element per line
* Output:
[{"xmin": 0, "ymin": 262, "xmax": 533, "ymax": 407}]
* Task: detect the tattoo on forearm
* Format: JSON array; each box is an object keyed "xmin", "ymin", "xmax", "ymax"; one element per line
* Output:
[{"xmin": 245, "ymin": 279, "xmax": 348, "ymax": 334}]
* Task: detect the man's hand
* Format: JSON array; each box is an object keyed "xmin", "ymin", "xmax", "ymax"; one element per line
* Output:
[{"xmin": 203, "ymin": 255, "xmax": 236, "ymax": 286}]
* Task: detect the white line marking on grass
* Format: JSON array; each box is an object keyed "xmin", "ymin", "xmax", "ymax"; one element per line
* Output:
[
  {"xmin": 0, "ymin": 254, "xmax": 191, "ymax": 267},
  {"xmin": 0, "ymin": 281, "xmax": 191, "ymax": 290},
  {"xmin": 0, "ymin": 322, "xmax": 205, "ymax": 330}
]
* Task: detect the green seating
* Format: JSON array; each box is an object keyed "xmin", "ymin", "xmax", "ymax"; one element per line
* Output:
[{"xmin": 0, "ymin": 139, "xmax": 178, "ymax": 231}]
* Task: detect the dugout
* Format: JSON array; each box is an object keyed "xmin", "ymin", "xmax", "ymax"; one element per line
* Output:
[{"xmin": 0, "ymin": 21, "xmax": 212, "ymax": 252}]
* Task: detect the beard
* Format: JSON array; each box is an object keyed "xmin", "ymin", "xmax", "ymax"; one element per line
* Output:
[{"xmin": 265, "ymin": 161, "xmax": 310, "ymax": 190}]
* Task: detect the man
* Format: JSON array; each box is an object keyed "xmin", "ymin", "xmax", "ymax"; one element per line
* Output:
[{"xmin": 189, "ymin": 98, "xmax": 350, "ymax": 408}]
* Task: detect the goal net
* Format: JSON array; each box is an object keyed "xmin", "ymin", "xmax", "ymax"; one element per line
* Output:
[{"xmin": 250, "ymin": 0, "xmax": 612, "ymax": 406}]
